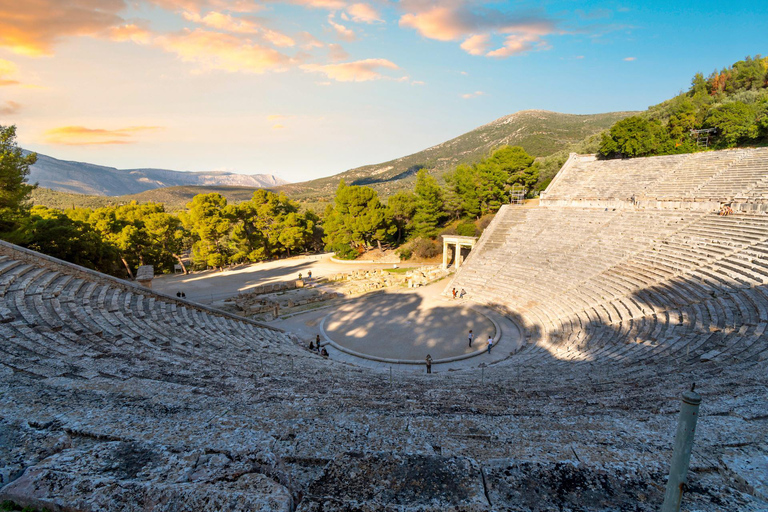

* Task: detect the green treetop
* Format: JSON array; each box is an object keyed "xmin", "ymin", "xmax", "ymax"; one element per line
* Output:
[
  {"xmin": 0, "ymin": 125, "xmax": 37, "ymax": 244},
  {"xmin": 323, "ymin": 180, "xmax": 392, "ymax": 258},
  {"xmin": 411, "ymin": 169, "xmax": 445, "ymax": 238}
]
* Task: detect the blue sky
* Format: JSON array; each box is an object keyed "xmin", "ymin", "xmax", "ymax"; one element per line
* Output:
[{"xmin": 0, "ymin": 0, "xmax": 765, "ymax": 182}]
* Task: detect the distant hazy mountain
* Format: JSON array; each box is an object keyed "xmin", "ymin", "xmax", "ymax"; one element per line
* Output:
[
  {"xmin": 29, "ymin": 109, "xmax": 635, "ymax": 211},
  {"xmin": 25, "ymin": 151, "xmax": 288, "ymax": 196},
  {"xmin": 278, "ymin": 109, "xmax": 637, "ymax": 201}
]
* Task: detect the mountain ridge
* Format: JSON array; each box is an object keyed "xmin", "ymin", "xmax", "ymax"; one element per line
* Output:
[
  {"xmin": 28, "ymin": 109, "xmax": 637, "ymax": 210},
  {"xmin": 25, "ymin": 151, "xmax": 288, "ymax": 197},
  {"xmin": 275, "ymin": 109, "xmax": 638, "ymax": 201}
]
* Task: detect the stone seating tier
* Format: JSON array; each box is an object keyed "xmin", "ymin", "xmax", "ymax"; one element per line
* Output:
[
  {"xmin": 541, "ymin": 147, "xmax": 768, "ymax": 210},
  {"xmin": 2, "ymin": 190, "xmax": 768, "ymax": 510},
  {"xmin": 450, "ymin": 204, "xmax": 768, "ymax": 371}
]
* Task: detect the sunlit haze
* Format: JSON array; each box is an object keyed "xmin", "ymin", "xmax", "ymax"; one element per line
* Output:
[{"xmin": 0, "ymin": 0, "xmax": 765, "ymax": 182}]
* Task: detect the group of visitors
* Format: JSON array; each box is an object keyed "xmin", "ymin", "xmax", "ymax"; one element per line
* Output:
[
  {"xmin": 175, "ymin": 291, "xmax": 186, "ymax": 299},
  {"xmin": 719, "ymin": 204, "xmax": 734, "ymax": 216},
  {"xmin": 451, "ymin": 288, "xmax": 467, "ymax": 299},
  {"xmin": 308, "ymin": 334, "xmax": 328, "ymax": 358},
  {"xmin": 298, "ymin": 271, "xmax": 312, "ymax": 280},
  {"xmin": 424, "ymin": 329, "xmax": 495, "ymax": 374},
  {"xmin": 470, "ymin": 330, "xmax": 493, "ymax": 353}
]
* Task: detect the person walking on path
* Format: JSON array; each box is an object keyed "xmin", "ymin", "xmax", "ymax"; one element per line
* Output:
[
  {"xmin": 425, "ymin": 354, "xmax": 433, "ymax": 374},
  {"xmin": 468, "ymin": 330, "xmax": 474, "ymax": 347},
  {"xmin": 452, "ymin": 288, "xmax": 457, "ymax": 299},
  {"xmin": 487, "ymin": 336, "xmax": 493, "ymax": 354},
  {"xmin": 315, "ymin": 334, "xmax": 321, "ymax": 352}
]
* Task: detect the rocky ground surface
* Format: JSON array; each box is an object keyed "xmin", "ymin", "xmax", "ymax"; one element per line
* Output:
[
  {"xmin": 2, "ymin": 347, "xmax": 767, "ymax": 511},
  {"xmin": 1, "ymin": 244, "xmax": 767, "ymax": 511},
  {"xmin": 221, "ymin": 266, "xmax": 451, "ymax": 322}
]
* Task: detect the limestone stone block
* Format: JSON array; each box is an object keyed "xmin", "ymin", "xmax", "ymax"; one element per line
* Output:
[{"xmin": 297, "ymin": 453, "xmax": 488, "ymax": 511}]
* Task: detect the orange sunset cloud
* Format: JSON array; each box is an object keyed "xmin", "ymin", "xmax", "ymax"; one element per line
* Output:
[
  {"xmin": 0, "ymin": 58, "xmax": 20, "ymax": 86},
  {"xmin": 149, "ymin": 0, "xmax": 264, "ymax": 14},
  {"xmin": 155, "ymin": 29, "xmax": 293, "ymax": 73},
  {"xmin": 302, "ymin": 58, "xmax": 400, "ymax": 82},
  {"xmin": 44, "ymin": 126, "xmax": 163, "ymax": 145},
  {"xmin": 182, "ymin": 11, "xmax": 261, "ymax": 34},
  {"xmin": 0, "ymin": 0, "xmax": 125, "ymax": 56}
]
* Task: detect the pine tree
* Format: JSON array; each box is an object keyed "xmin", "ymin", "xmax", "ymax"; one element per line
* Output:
[
  {"xmin": 411, "ymin": 169, "xmax": 444, "ymax": 237},
  {"xmin": 0, "ymin": 125, "xmax": 37, "ymax": 243}
]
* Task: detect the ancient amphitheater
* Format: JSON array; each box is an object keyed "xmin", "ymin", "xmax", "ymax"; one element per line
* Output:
[{"xmin": 2, "ymin": 148, "xmax": 768, "ymax": 511}]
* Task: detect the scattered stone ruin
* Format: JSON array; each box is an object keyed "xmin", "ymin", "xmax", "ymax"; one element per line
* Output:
[
  {"xmin": 2, "ymin": 147, "xmax": 768, "ymax": 510},
  {"xmin": 234, "ymin": 283, "xmax": 341, "ymax": 317},
  {"xmin": 326, "ymin": 265, "xmax": 449, "ymax": 294}
]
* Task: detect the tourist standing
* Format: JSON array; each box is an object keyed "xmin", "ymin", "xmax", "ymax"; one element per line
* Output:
[
  {"xmin": 425, "ymin": 354, "xmax": 433, "ymax": 374},
  {"xmin": 316, "ymin": 334, "xmax": 321, "ymax": 352},
  {"xmin": 487, "ymin": 336, "xmax": 493, "ymax": 354},
  {"xmin": 452, "ymin": 288, "xmax": 457, "ymax": 299},
  {"xmin": 468, "ymin": 330, "xmax": 474, "ymax": 347}
]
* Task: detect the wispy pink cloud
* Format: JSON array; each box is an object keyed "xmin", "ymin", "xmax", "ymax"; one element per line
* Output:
[
  {"xmin": 346, "ymin": 3, "xmax": 383, "ymax": 24},
  {"xmin": 328, "ymin": 14, "xmax": 356, "ymax": 41},
  {"xmin": 399, "ymin": 1, "xmax": 557, "ymax": 58},
  {"xmin": 460, "ymin": 34, "xmax": 490, "ymax": 55},
  {"xmin": 182, "ymin": 11, "xmax": 261, "ymax": 34},
  {"xmin": 0, "ymin": 100, "xmax": 21, "ymax": 115}
]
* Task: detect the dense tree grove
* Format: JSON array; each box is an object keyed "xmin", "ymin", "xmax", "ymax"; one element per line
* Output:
[
  {"xmin": 444, "ymin": 145, "xmax": 539, "ymax": 218},
  {"xmin": 322, "ymin": 180, "xmax": 393, "ymax": 258},
  {"xmin": 2, "ymin": 140, "xmax": 533, "ymax": 267},
  {"xmin": 599, "ymin": 55, "xmax": 768, "ymax": 158},
  {"xmin": 326, "ymin": 145, "xmax": 538, "ymax": 259}
]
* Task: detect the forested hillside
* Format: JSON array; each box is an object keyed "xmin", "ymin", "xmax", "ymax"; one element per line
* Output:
[
  {"xmin": 599, "ymin": 55, "xmax": 768, "ymax": 158},
  {"xmin": 276, "ymin": 110, "xmax": 635, "ymax": 203},
  {"xmin": 31, "ymin": 185, "xmax": 266, "ymax": 212}
]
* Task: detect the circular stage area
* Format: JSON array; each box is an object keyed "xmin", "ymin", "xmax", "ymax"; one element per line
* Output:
[{"xmin": 322, "ymin": 291, "xmax": 498, "ymax": 363}]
